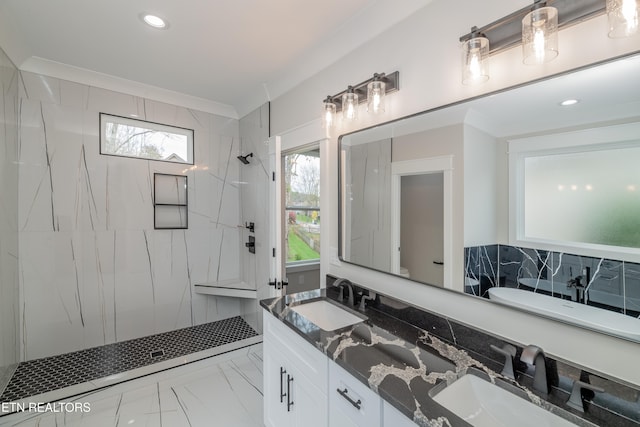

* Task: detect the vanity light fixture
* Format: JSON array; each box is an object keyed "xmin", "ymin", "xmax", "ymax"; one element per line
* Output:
[
  {"xmin": 461, "ymin": 26, "xmax": 490, "ymax": 85},
  {"xmin": 522, "ymin": 1, "xmax": 559, "ymax": 65},
  {"xmin": 141, "ymin": 13, "xmax": 168, "ymax": 29},
  {"xmin": 320, "ymin": 71, "xmax": 399, "ymax": 128},
  {"xmin": 367, "ymin": 74, "xmax": 386, "ymax": 114},
  {"xmin": 606, "ymin": 0, "xmax": 639, "ymax": 37},
  {"xmin": 322, "ymin": 96, "xmax": 337, "ymax": 129},
  {"xmin": 342, "ymin": 86, "xmax": 359, "ymax": 121},
  {"xmin": 459, "ymin": 0, "xmax": 606, "ymax": 71}
]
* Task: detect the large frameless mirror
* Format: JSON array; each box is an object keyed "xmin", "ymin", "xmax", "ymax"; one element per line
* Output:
[{"xmin": 339, "ymin": 53, "xmax": 640, "ymax": 342}]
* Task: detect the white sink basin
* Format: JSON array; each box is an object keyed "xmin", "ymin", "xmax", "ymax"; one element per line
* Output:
[
  {"xmin": 290, "ymin": 299, "xmax": 365, "ymax": 331},
  {"xmin": 433, "ymin": 374, "xmax": 577, "ymax": 427}
]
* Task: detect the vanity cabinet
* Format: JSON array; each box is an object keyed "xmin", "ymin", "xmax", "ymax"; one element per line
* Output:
[
  {"xmin": 263, "ymin": 312, "xmax": 328, "ymax": 427},
  {"xmin": 383, "ymin": 400, "xmax": 417, "ymax": 426},
  {"xmin": 329, "ymin": 360, "xmax": 382, "ymax": 427}
]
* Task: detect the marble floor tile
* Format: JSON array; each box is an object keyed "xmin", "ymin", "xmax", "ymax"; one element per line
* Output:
[{"xmin": 0, "ymin": 344, "xmax": 263, "ymax": 427}]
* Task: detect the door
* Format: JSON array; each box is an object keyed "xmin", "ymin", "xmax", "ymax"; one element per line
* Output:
[
  {"xmin": 391, "ymin": 156, "xmax": 453, "ymax": 289},
  {"xmin": 268, "ymin": 136, "xmax": 285, "ymax": 297}
]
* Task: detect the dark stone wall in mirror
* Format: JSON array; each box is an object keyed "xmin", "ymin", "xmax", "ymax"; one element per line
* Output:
[{"xmin": 464, "ymin": 244, "xmax": 640, "ymax": 319}]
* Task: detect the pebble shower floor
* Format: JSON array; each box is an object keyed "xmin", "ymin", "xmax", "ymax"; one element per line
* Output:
[{"xmin": 0, "ymin": 316, "xmax": 258, "ymax": 402}]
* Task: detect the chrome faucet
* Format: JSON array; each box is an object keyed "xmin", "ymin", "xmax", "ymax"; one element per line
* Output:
[
  {"xmin": 333, "ymin": 278, "xmax": 355, "ymax": 306},
  {"xmin": 358, "ymin": 291, "xmax": 376, "ymax": 311},
  {"xmin": 521, "ymin": 345, "xmax": 549, "ymax": 395},
  {"xmin": 490, "ymin": 343, "xmax": 517, "ymax": 379}
]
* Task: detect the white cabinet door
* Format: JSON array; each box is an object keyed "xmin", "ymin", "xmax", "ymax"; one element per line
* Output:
[
  {"xmin": 291, "ymin": 366, "xmax": 328, "ymax": 427},
  {"xmin": 263, "ymin": 312, "xmax": 328, "ymax": 427},
  {"xmin": 264, "ymin": 341, "xmax": 292, "ymax": 427},
  {"xmin": 329, "ymin": 360, "xmax": 382, "ymax": 427},
  {"xmin": 382, "ymin": 400, "xmax": 417, "ymax": 426}
]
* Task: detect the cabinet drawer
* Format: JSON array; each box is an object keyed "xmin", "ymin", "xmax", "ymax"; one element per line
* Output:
[
  {"xmin": 329, "ymin": 360, "xmax": 382, "ymax": 427},
  {"xmin": 263, "ymin": 311, "xmax": 328, "ymax": 387}
]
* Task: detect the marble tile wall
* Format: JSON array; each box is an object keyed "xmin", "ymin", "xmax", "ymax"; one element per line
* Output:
[
  {"xmin": 0, "ymin": 47, "xmax": 19, "ymax": 392},
  {"xmin": 17, "ymin": 71, "xmax": 244, "ymax": 361},
  {"xmin": 238, "ymin": 103, "xmax": 271, "ymax": 333},
  {"xmin": 464, "ymin": 244, "xmax": 640, "ymax": 317},
  {"xmin": 343, "ymin": 139, "xmax": 392, "ymax": 271}
]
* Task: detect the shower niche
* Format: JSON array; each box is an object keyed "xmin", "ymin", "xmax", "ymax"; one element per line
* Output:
[{"xmin": 154, "ymin": 173, "xmax": 188, "ymax": 229}]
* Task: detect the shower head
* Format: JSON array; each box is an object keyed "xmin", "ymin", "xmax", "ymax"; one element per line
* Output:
[{"xmin": 237, "ymin": 153, "xmax": 253, "ymax": 164}]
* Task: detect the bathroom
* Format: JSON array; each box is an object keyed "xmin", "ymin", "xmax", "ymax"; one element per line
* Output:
[{"xmin": 1, "ymin": 0, "xmax": 640, "ymax": 426}]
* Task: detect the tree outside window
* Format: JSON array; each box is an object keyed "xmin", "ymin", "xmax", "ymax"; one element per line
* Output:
[{"xmin": 284, "ymin": 150, "xmax": 320, "ymax": 263}]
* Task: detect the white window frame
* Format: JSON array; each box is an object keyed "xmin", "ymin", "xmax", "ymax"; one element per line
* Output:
[
  {"xmin": 508, "ymin": 121, "xmax": 640, "ymax": 263},
  {"xmin": 99, "ymin": 113, "xmax": 194, "ymax": 164}
]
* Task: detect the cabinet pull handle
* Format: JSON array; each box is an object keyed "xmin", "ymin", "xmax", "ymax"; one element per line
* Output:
[
  {"xmin": 287, "ymin": 375, "xmax": 294, "ymax": 412},
  {"xmin": 337, "ymin": 388, "xmax": 362, "ymax": 410},
  {"xmin": 280, "ymin": 367, "xmax": 287, "ymax": 403}
]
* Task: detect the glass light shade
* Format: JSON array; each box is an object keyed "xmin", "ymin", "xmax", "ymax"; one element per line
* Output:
[
  {"xmin": 321, "ymin": 97, "xmax": 337, "ymax": 128},
  {"xmin": 522, "ymin": 6, "xmax": 558, "ymax": 65},
  {"xmin": 366, "ymin": 79, "xmax": 386, "ymax": 114},
  {"xmin": 607, "ymin": 0, "xmax": 639, "ymax": 37},
  {"xmin": 461, "ymin": 36, "xmax": 490, "ymax": 84},
  {"xmin": 342, "ymin": 88, "xmax": 358, "ymax": 121}
]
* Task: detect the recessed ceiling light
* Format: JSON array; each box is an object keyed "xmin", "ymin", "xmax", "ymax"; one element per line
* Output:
[
  {"xmin": 559, "ymin": 99, "xmax": 579, "ymax": 106},
  {"xmin": 141, "ymin": 14, "xmax": 167, "ymax": 29}
]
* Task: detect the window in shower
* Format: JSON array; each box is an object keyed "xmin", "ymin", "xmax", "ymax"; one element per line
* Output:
[{"xmin": 100, "ymin": 113, "xmax": 194, "ymax": 164}]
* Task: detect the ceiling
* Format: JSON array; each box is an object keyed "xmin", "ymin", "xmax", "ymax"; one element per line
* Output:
[{"xmin": 0, "ymin": 0, "xmax": 429, "ymax": 117}]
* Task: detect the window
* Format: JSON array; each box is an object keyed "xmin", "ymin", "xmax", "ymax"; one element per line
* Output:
[
  {"xmin": 510, "ymin": 122, "xmax": 640, "ymax": 260},
  {"xmin": 100, "ymin": 113, "xmax": 194, "ymax": 164},
  {"xmin": 284, "ymin": 149, "xmax": 320, "ymax": 264}
]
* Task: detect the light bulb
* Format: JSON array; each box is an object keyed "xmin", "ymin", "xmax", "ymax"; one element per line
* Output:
[
  {"xmin": 522, "ymin": 6, "xmax": 558, "ymax": 65},
  {"xmin": 342, "ymin": 86, "xmax": 358, "ymax": 121},
  {"xmin": 533, "ymin": 26, "xmax": 546, "ymax": 63},
  {"xmin": 607, "ymin": 0, "xmax": 639, "ymax": 37},
  {"xmin": 367, "ymin": 77, "xmax": 386, "ymax": 114},
  {"xmin": 321, "ymin": 96, "xmax": 336, "ymax": 129},
  {"xmin": 461, "ymin": 31, "xmax": 489, "ymax": 84}
]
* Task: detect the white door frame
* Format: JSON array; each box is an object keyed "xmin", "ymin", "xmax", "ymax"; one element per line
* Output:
[
  {"xmin": 390, "ymin": 155, "xmax": 454, "ymax": 289},
  {"xmin": 268, "ymin": 136, "xmax": 283, "ymax": 297}
]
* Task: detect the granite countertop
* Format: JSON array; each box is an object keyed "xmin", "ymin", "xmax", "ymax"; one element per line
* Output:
[{"xmin": 260, "ymin": 288, "xmax": 595, "ymax": 427}]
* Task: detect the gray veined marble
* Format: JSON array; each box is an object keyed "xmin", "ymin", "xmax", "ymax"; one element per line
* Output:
[
  {"xmin": 14, "ymin": 70, "xmax": 246, "ymax": 361},
  {"xmin": 262, "ymin": 282, "xmax": 640, "ymax": 427},
  {"xmin": 465, "ymin": 244, "xmax": 640, "ymax": 321}
]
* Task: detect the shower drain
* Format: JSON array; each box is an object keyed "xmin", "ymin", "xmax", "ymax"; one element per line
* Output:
[{"xmin": 150, "ymin": 349, "xmax": 165, "ymax": 358}]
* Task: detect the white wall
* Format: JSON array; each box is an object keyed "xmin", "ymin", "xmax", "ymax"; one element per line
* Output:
[
  {"xmin": 270, "ymin": 1, "xmax": 640, "ymax": 386},
  {"xmin": 18, "ymin": 72, "xmax": 244, "ymax": 361},
  {"xmin": 0, "ymin": 46, "xmax": 19, "ymax": 391},
  {"xmin": 463, "ymin": 124, "xmax": 499, "ymax": 247}
]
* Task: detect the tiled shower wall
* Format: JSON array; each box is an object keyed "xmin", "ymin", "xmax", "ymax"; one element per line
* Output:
[
  {"xmin": 0, "ymin": 47, "xmax": 19, "ymax": 392},
  {"xmin": 238, "ymin": 103, "xmax": 271, "ymax": 333},
  {"xmin": 343, "ymin": 139, "xmax": 392, "ymax": 271},
  {"xmin": 18, "ymin": 71, "xmax": 244, "ymax": 361},
  {"xmin": 465, "ymin": 244, "xmax": 640, "ymax": 317}
]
